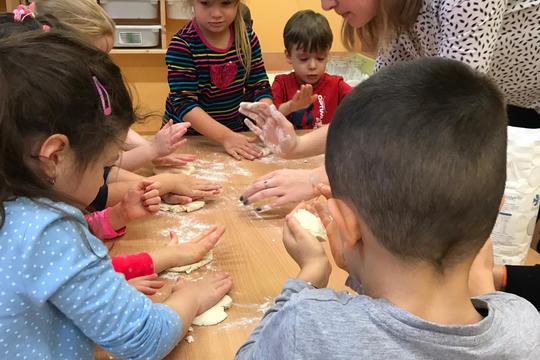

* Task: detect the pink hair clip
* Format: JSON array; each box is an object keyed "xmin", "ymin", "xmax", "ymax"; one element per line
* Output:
[
  {"xmin": 12, "ymin": 3, "xmax": 35, "ymax": 23},
  {"xmin": 42, "ymin": 24, "xmax": 51, "ymax": 32},
  {"xmin": 92, "ymin": 76, "xmax": 112, "ymax": 116}
]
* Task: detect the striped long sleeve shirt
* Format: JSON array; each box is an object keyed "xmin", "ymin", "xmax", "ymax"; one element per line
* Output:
[{"xmin": 164, "ymin": 20, "xmax": 272, "ymax": 133}]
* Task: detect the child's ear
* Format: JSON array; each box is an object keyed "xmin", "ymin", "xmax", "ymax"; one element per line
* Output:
[
  {"xmin": 285, "ymin": 49, "xmax": 292, "ymax": 65},
  {"xmin": 39, "ymin": 134, "xmax": 69, "ymax": 168},
  {"xmin": 327, "ymin": 198, "xmax": 362, "ymax": 269}
]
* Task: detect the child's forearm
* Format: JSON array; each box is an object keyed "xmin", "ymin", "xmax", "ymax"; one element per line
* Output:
[
  {"xmin": 117, "ymin": 144, "xmax": 159, "ymax": 172},
  {"xmin": 278, "ymin": 101, "xmax": 295, "ymax": 117},
  {"xmin": 124, "ymin": 128, "xmax": 151, "ymax": 150},
  {"xmin": 107, "ymin": 202, "xmax": 130, "ymax": 231},
  {"xmin": 147, "ymin": 247, "xmax": 179, "ymax": 274},
  {"xmin": 183, "ymin": 107, "xmax": 235, "ymax": 144}
]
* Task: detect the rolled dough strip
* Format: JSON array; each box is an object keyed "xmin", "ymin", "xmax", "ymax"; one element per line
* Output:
[
  {"xmin": 293, "ymin": 209, "xmax": 328, "ymax": 241},
  {"xmin": 192, "ymin": 295, "xmax": 233, "ymax": 326},
  {"xmin": 168, "ymin": 250, "xmax": 213, "ymax": 273}
]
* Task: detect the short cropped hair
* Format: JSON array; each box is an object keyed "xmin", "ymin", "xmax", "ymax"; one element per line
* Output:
[
  {"xmin": 326, "ymin": 58, "xmax": 507, "ymax": 271},
  {"xmin": 283, "ymin": 10, "xmax": 333, "ymax": 54}
]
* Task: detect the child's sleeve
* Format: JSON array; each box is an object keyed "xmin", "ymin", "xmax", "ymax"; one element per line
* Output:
[
  {"xmin": 84, "ymin": 208, "xmax": 126, "ymax": 240},
  {"xmin": 271, "ymin": 76, "xmax": 286, "ymax": 109},
  {"xmin": 111, "ymin": 252, "xmax": 155, "ymax": 280},
  {"xmin": 338, "ymin": 78, "xmax": 353, "ymax": 101},
  {"xmin": 33, "ymin": 217, "xmax": 182, "ymax": 360},
  {"xmin": 235, "ymin": 278, "xmax": 312, "ymax": 359},
  {"xmin": 166, "ymin": 36, "xmax": 200, "ymax": 122},
  {"xmin": 244, "ymin": 29, "xmax": 273, "ymax": 103}
]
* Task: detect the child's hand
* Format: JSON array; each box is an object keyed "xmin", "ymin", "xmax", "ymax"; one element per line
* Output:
[
  {"xmin": 289, "ymin": 84, "xmax": 317, "ymax": 113},
  {"xmin": 222, "ymin": 132, "xmax": 262, "ymax": 161},
  {"xmin": 121, "ymin": 180, "xmax": 161, "ymax": 222},
  {"xmin": 152, "ymin": 120, "xmax": 191, "ymax": 158},
  {"xmin": 240, "ymin": 102, "xmax": 298, "ymax": 157},
  {"xmin": 167, "ymin": 226, "xmax": 224, "ymax": 266},
  {"xmin": 128, "ymin": 273, "xmax": 165, "ymax": 295},
  {"xmin": 283, "ymin": 203, "xmax": 331, "ymax": 288},
  {"xmin": 152, "ymin": 153, "xmax": 197, "ymax": 167},
  {"xmin": 158, "ymin": 173, "xmax": 222, "ymax": 203}
]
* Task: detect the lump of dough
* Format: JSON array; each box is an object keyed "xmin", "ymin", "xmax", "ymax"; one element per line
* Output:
[
  {"xmin": 153, "ymin": 163, "xmax": 196, "ymax": 176},
  {"xmin": 168, "ymin": 250, "xmax": 213, "ymax": 273},
  {"xmin": 293, "ymin": 209, "xmax": 328, "ymax": 241},
  {"xmin": 160, "ymin": 200, "xmax": 205, "ymax": 214},
  {"xmin": 192, "ymin": 295, "xmax": 233, "ymax": 326}
]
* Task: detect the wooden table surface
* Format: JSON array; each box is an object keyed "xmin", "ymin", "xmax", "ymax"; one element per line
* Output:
[{"xmin": 97, "ymin": 135, "xmax": 540, "ymax": 360}]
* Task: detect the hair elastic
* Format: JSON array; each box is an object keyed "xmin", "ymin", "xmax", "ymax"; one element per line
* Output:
[
  {"xmin": 12, "ymin": 3, "xmax": 35, "ymax": 23},
  {"xmin": 92, "ymin": 76, "xmax": 112, "ymax": 116}
]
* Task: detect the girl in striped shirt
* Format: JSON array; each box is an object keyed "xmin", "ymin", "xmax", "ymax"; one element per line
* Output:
[{"xmin": 165, "ymin": 0, "xmax": 273, "ymax": 160}]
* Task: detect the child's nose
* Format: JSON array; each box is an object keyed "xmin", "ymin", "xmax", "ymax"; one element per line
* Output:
[{"xmin": 308, "ymin": 59, "xmax": 317, "ymax": 69}]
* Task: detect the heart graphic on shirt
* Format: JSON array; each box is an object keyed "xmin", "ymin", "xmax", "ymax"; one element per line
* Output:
[{"xmin": 210, "ymin": 61, "xmax": 238, "ymax": 90}]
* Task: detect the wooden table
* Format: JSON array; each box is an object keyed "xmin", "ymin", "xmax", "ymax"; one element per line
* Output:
[
  {"xmin": 97, "ymin": 136, "xmax": 540, "ymax": 360},
  {"xmin": 97, "ymin": 136, "xmax": 349, "ymax": 360}
]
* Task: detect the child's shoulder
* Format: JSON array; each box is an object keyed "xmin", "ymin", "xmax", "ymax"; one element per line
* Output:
[
  {"xmin": 4, "ymin": 197, "xmax": 84, "ymax": 226},
  {"xmin": 170, "ymin": 20, "xmax": 199, "ymax": 44},
  {"xmin": 477, "ymin": 291, "xmax": 540, "ymax": 330}
]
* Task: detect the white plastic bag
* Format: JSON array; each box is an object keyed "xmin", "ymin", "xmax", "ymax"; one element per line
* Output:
[{"xmin": 491, "ymin": 126, "xmax": 540, "ymax": 265}]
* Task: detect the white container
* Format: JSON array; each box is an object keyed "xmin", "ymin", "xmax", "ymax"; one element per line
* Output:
[
  {"xmin": 114, "ymin": 25, "xmax": 161, "ymax": 48},
  {"xmin": 166, "ymin": 0, "xmax": 192, "ymax": 19},
  {"xmin": 100, "ymin": 0, "xmax": 159, "ymax": 20},
  {"xmin": 491, "ymin": 126, "xmax": 540, "ymax": 265}
]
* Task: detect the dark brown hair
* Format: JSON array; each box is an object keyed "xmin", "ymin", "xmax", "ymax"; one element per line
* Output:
[
  {"xmin": 342, "ymin": 0, "xmax": 422, "ymax": 52},
  {"xmin": 0, "ymin": 29, "xmax": 137, "ymax": 227},
  {"xmin": 326, "ymin": 58, "xmax": 507, "ymax": 271},
  {"xmin": 284, "ymin": 10, "xmax": 333, "ymax": 54}
]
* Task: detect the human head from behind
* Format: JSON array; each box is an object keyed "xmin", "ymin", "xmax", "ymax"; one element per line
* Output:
[
  {"xmin": 0, "ymin": 30, "xmax": 136, "ymax": 225},
  {"xmin": 325, "ymin": 58, "xmax": 507, "ymax": 296},
  {"xmin": 284, "ymin": 10, "xmax": 333, "ymax": 86},
  {"xmin": 189, "ymin": 0, "xmax": 252, "ymax": 73},
  {"xmin": 320, "ymin": 0, "xmax": 422, "ymax": 51},
  {"xmin": 33, "ymin": 0, "xmax": 116, "ymax": 52}
]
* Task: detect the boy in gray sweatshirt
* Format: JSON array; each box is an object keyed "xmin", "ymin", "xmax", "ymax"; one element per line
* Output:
[{"xmin": 236, "ymin": 57, "xmax": 539, "ymax": 360}]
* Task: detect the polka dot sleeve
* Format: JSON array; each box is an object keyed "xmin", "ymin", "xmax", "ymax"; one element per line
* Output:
[
  {"xmin": 437, "ymin": 0, "xmax": 506, "ymax": 72},
  {"xmin": 37, "ymin": 217, "xmax": 182, "ymax": 359}
]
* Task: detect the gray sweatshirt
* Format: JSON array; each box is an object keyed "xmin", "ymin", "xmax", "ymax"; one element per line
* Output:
[{"xmin": 235, "ymin": 278, "xmax": 539, "ymax": 359}]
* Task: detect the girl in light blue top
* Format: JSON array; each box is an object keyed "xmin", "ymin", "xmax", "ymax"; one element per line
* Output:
[{"xmin": 0, "ymin": 24, "xmax": 232, "ymax": 360}]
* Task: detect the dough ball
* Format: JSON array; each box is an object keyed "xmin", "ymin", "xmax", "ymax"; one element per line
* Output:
[{"xmin": 293, "ymin": 209, "xmax": 328, "ymax": 241}]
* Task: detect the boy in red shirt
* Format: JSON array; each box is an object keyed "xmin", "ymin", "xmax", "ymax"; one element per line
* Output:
[{"xmin": 272, "ymin": 10, "xmax": 352, "ymax": 129}]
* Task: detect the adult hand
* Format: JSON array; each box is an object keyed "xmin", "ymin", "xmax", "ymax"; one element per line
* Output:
[
  {"xmin": 240, "ymin": 102, "xmax": 298, "ymax": 157},
  {"xmin": 152, "ymin": 153, "xmax": 197, "ymax": 167},
  {"xmin": 240, "ymin": 169, "xmax": 319, "ymax": 212}
]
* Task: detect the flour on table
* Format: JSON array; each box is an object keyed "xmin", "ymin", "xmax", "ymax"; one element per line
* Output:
[
  {"xmin": 160, "ymin": 200, "xmax": 205, "ymax": 213},
  {"xmin": 168, "ymin": 250, "xmax": 213, "ymax": 273},
  {"xmin": 293, "ymin": 209, "xmax": 328, "ymax": 241},
  {"xmin": 185, "ymin": 335, "xmax": 195, "ymax": 343},
  {"xmin": 193, "ymin": 295, "xmax": 233, "ymax": 326},
  {"xmin": 153, "ymin": 163, "xmax": 196, "ymax": 176}
]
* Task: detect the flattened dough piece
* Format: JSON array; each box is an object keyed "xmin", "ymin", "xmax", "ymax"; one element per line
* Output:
[
  {"xmin": 193, "ymin": 295, "xmax": 233, "ymax": 326},
  {"xmin": 258, "ymin": 145, "xmax": 272, "ymax": 157},
  {"xmin": 160, "ymin": 200, "xmax": 205, "ymax": 213},
  {"xmin": 168, "ymin": 250, "xmax": 213, "ymax": 273},
  {"xmin": 153, "ymin": 163, "xmax": 196, "ymax": 176},
  {"xmin": 293, "ymin": 209, "xmax": 328, "ymax": 241}
]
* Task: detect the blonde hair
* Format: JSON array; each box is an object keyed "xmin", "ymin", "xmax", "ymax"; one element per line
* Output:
[
  {"xmin": 342, "ymin": 0, "xmax": 422, "ymax": 53},
  {"xmin": 190, "ymin": 0, "xmax": 252, "ymax": 74},
  {"xmin": 33, "ymin": 0, "xmax": 116, "ymax": 41}
]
